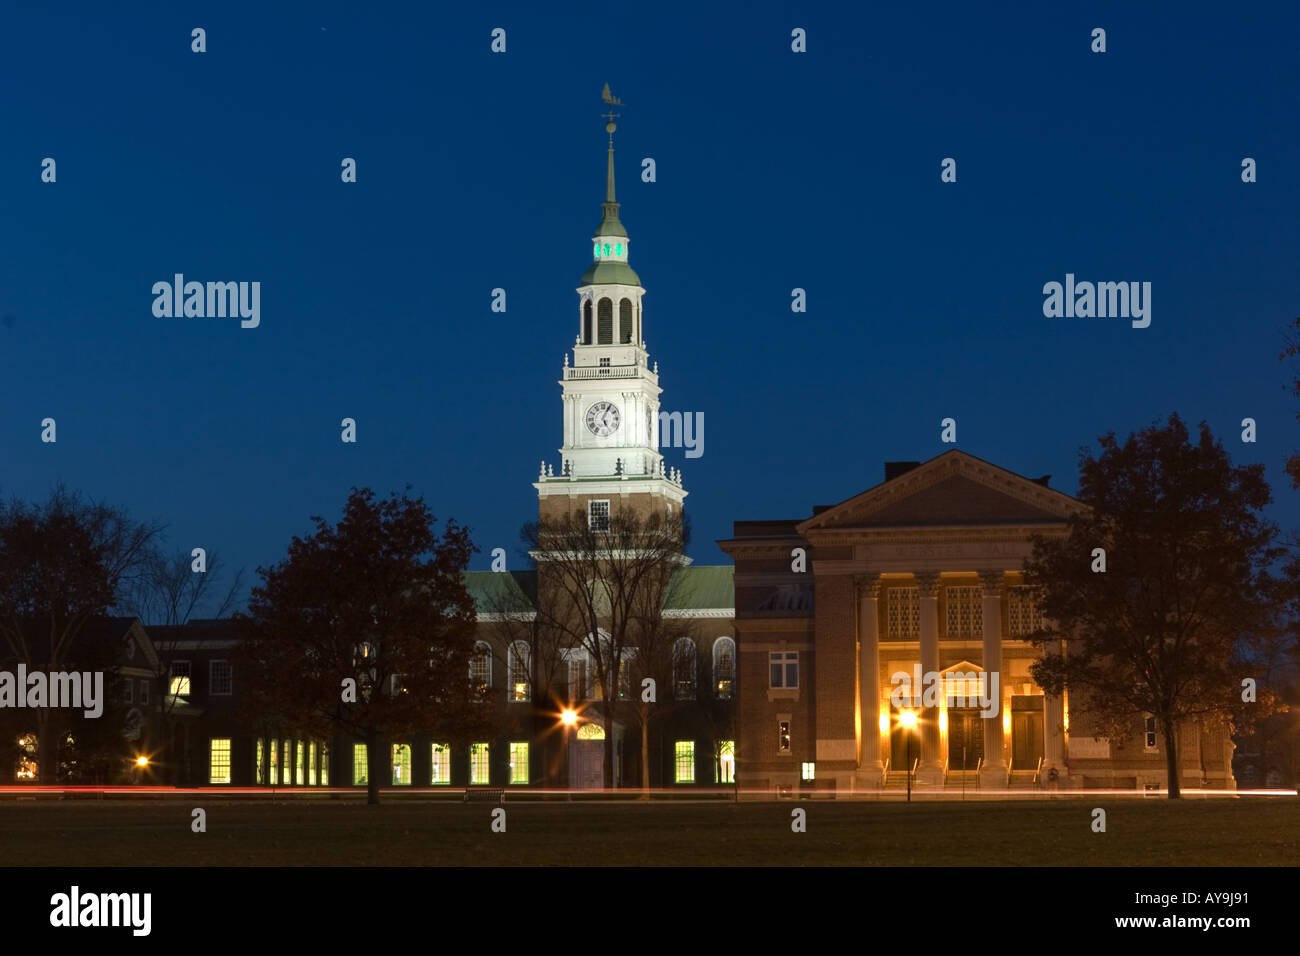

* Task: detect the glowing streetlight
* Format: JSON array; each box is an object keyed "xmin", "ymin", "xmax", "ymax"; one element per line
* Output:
[
  {"xmin": 897, "ymin": 709, "xmax": 918, "ymax": 802},
  {"xmin": 560, "ymin": 708, "xmax": 578, "ymax": 727},
  {"xmin": 135, "ymin": 756, "xmax": 149, "ymax": 768}
]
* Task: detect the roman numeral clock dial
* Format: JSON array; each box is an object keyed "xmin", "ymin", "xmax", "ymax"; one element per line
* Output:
[{"xmin": 585, "ymin": 401, "xmax": 620, "ymax": 437}]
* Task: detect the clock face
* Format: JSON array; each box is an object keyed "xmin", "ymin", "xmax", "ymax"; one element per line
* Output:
[{"xmin": 585, "ymin": 401, "xmax": 620, "ymax": 437}]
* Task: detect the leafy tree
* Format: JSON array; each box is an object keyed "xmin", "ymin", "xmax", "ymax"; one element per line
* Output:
[
  {"xmin": 238, "ymin": 488, "xmax": 484, "ymax": 804},
  {"xmin": 1024, "ymin": 414, "xmax": 1285, "ymax": 798}
]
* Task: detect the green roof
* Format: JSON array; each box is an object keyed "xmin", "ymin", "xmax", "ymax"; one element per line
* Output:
[
  {"xmin": 664, "ymin": 565, "xmax": 735, "ymax": 610},
  {"xmin": 579, "ymin": 259, "xmax": 641, "ymax": 286},
  {"xmin": 464, "ymin": 565, "xmax": 734, "ymax": 613},
  {"xmin": 463, "ymin": 570, "xmax": 538, "ymax": 613}
]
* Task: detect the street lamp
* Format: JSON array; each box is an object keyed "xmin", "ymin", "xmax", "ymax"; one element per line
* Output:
[{"xmin": 898, "ymin": 709, "xmax": 918, "ymax": 803}]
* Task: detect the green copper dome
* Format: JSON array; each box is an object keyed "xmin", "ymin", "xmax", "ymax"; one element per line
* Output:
[{"xmin": 580, "ymin": 259, "xmax": 641, "ymax": 286}]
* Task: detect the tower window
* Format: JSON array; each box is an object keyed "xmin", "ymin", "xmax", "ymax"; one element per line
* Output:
[
  {"xmin": 597, "ymin": 298, "xmax": 613, "ymax": 344},
  {"xmin": 588, "ymin": 499, "xmax": 611, "ymax": 532},
  {"xmin": 603, "ymin": 243, "xmax": 610, "ymax": 256},
  {"xmin": 619, "ymin": 298, "xmax": 633, "ymax": 343},
  {"xmin": 583, "ymin": 300, "xmax": 593, "ymax": 344},
  {"xmin": 615, "ymin": 243, "xmax": 622, "ymax": 256}
]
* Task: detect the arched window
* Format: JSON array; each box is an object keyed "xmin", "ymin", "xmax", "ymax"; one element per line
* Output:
[
  {"xmin": 583, "ymin": 300, "xmax": 593, "ymax": 344},
  {"xmin": 713, "ymin": 637, "xmax": 736, "ymax": 700},
  {"xmin": 673, "ymin": 637, "xmax": 697, "ymax": 700},
  {"xmin": 597, "ymin": 298, "xmax": 613, "ymax": 344},
  {"xmin": 619, "ymin": 298, "xmax": 633, "ymax": 343},
  {"xmin": 509, "ymin": 641, "xmax": 531, "ymax": 702},
  {"xmin": 470, "ymin": 641, "xmax": 492, "ymax": 694}
]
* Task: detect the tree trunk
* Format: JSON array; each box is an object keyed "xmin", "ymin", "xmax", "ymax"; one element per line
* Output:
[
  {"xmin": 1163, "ymin": 722, "xmax": 1181, "ymax": 799},
  {"xmin": 640, "ymin": 702, "xmax": 650, "ymax": 798},
  {"xmin": 36, "ymin": 710, "xmax": 53, "ymax": 784},
  {"xmin": 603, "ymin": 711, "xmax": 614, "ymax": 790},
  {"xmin": 366, "ymin": 729, "xmax": 381, "ymax": 805}
]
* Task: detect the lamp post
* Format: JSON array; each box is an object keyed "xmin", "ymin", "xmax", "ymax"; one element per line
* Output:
[{"xmin": 899, "ymin": 709, "xmax": 918, "ymax": 803}]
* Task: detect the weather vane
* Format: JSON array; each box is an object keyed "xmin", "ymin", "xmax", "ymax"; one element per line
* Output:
[{"xmin": 601, "ymin": 83, "xmax": 623, "ymax": 145}]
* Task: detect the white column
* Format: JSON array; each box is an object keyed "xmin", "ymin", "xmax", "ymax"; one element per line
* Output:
[
  {"xmin": 855, "ymin": 574, "xmax": 883, "ymax": 788},
  {"xmin": 916, "ymin": 573, "xmax": 944, "ymax": 785},
  {"xmin": 1042, "ymin": 637, "xmax": 1066, "ymax": 786},
  {"xmin": 979, "ymin": 570, "xmax": 1008, "ymax": 789}
]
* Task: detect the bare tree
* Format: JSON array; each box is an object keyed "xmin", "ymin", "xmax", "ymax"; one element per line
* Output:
[
  {"xmin": 123, "ymin": 549, "xmax": 244, "ymax": 783},
  {"xmin": 523, "ymin": 505, "xmax": 688, "ymax": 788},
  {"xmin": 0, "ymin": 486, "xmax": 161, "ymax": 782}
]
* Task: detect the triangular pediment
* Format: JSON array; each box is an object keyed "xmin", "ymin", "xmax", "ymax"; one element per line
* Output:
[{"xmin": 798, "ymin": 451, "xmax": 1081, "ymax": 533}]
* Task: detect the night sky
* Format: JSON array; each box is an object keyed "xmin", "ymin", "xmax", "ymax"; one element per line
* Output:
[{"xmin": 3, "ymin": 2, "xmax": 1299, "ymax": 608}]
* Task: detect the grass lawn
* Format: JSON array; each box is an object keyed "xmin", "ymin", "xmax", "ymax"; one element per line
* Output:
[{"xmin": 2, "ymin": 797, "xmax": 1296, "ymax": 866}]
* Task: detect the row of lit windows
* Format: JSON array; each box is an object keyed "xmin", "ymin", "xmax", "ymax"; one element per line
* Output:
[
  {"xmin": 348, "ymin": 742, "xmax": 531, "ymax": 786},
  {"xmin": 886, "ymin": 585, "xmax": 1044, "ymax": 639},
  {"xmin": 249, "ymin": 738, "xmax": 330, "ymax": 786},
  {"xmin": 472, "ymin": 638, "xmax": 737, "ymax": 702},
  {"xmin": 672, "ymin": 740, "xmax": 735, "ymax": 784}
]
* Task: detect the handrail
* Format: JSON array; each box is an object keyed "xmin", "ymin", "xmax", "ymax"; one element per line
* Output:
[
  {"xmin": 1034, "ymin": 755, "xmax": 1044, "ymax": 785},
  {"xmin": 880, "ymin": 756, "xmax": 890, "ymax": 788}
]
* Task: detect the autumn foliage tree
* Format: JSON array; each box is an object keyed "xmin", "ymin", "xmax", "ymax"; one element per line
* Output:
[
  {"xmin": 1024, "ymin": 415, "xmax": 1285, "ymax": 798},
  {"xmin": 238, "ymin": 488, "xmax": 485, "ymax": 804}
]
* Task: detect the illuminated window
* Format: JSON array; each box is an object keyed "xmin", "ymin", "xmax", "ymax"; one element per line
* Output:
[
  {"xmin": 615, "ymin": 243, "xmax": 622, "ymax": 256},
  {"xmin": 209, "ymin": 738, "xmax": 231, "ymax": 784},
  {"xmin": 308, "ymin": 741, "xmax": 316, "ymax": 785},
  {"xmin": 674, "ymin": 741, "xmax": 695, "ymax": 783},
  {"xmin": 778, "ymin": 721, "xmax": 791, "ymax": 753},
  {"xmin": 887, "ymin": 587, "xmax": 920, "ymax": 639},
  {"xmin": 269, "ymin": 739, "xmax": 279, "ymax": 785},
  {"xmin": 470, "ymin": 641, "xmax": 492, "ymax": 694},
  {"xmin": 1144, "ymin": 717, "xmax": 1158, "ymax": 752},
  {"xmin": 713, "ymin": 637, "xmax": 735, "ymax": 699},
  {"xmin": 470, "ymin": 743, "xmax": 490, "ymax": 785},
  {"xmin": 716, "ymin": 740, "xmax": 735, "ymax": 783},
  {"xmin": 945, "ymin": 586, "xmax": 982, "ymax": 638},
  {"xmin": 769, "ymin": 652, "xmax": 798, "ymax": 689},
  {"xmin": 509, "ymin": 642, "xmax": 530, "ymax": 702},
  {"xmin": 509, "ymin": 742, "xmax": 529, "ymax": 785},
  {"xmin": 431, "ymin": 743, "xmax": 451, "ymax": 785},
  {"xmin": 673, "ymin": 637, "xmax": 696, "ymax": 700},
  {"xmin": 1008, "ymin": 586, "xmax": 1045, "ymax": 636},
  {"xmin": 588, "ymin": 499, "xmax": 610, "ymax": 532},
  {"xmin": 569, "ymin": 654, "xmax": 591, "ymax": 700},
  {"xmin": 295, "ymin": 739, "xmax": 304, "ymax": 785},
  {"xmin": 320, "ymin": 743, "xmax": 329, "ymax": 785},
  {"xmin": 170, "ymin": 660, "xmax": 191, "ymax": 696},
  {"xmin": 256, "ymin": 739, "xmax": 265, "ymax": 784},
  {"xmin": 210, "ymin": 660, "xmax": 233, "ymax": 696},
  {"xmin": 281, "ymin": 739, "xmax": 291, "ymax": 786},
  {"xmin": 353, "ymin": 744, "xmax": 368, "ymax": 786},
  {"xmin": 392, "ymin": 744, "xmax": 412, "ymax": 785},
  {"xmin": 16, "ymin": 735, "xmax": 37, "ymax": 781},
  {"xmin": 123, "ymin": 679, "xmax": 133, "ymax": 704},
  {"xmin": 801, "ymin": 762, "xmax": 815, "ymax": 781},
  {"xmin": 603, "ymin": 243, "xmax": 610, "ymax": 256}
]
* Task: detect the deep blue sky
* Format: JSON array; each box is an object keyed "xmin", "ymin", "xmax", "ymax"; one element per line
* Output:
[{"xmin": 3, "ymin": 2, "xmax": 1299, "ymax": 609}]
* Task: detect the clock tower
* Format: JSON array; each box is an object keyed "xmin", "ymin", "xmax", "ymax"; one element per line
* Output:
[{"xmin": 534, "ymin": 93, "xmax": 687, "ymax": 522}]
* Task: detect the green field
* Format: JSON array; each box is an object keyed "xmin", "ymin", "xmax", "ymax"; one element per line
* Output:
[{"xmin": 1, "ymin": 797, "xmax": 1296, "ymax": 866}]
